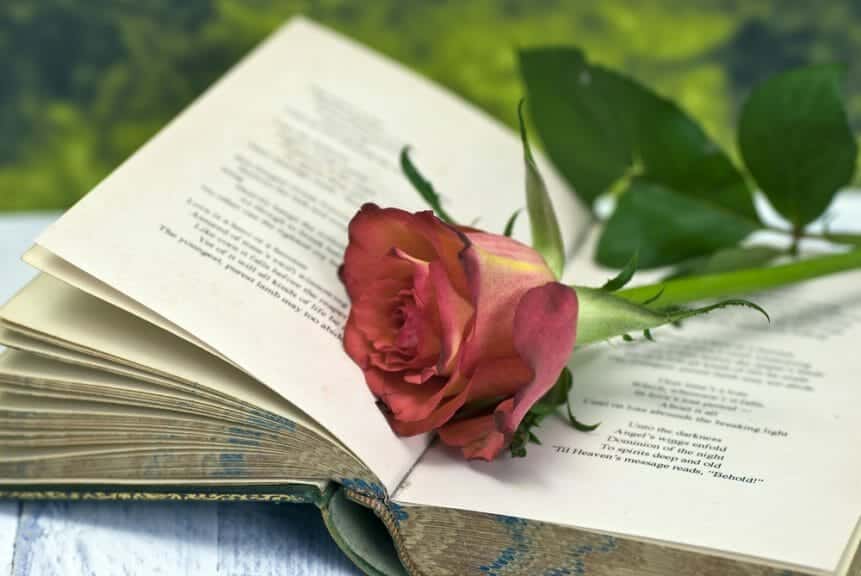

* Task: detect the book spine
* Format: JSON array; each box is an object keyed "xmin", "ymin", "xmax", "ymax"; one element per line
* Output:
[
  {"xmin": 320, "ymin": 485, "xmax": 420, "ymax": 576},
  {"xmin": 344, "ymin": 489, "xmax": 423, "ymax": 576}
]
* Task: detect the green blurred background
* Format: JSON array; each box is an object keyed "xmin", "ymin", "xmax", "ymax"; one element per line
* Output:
[{"xmin": 3, "ymin": 0, "xmax": 860, "ymax": 213}]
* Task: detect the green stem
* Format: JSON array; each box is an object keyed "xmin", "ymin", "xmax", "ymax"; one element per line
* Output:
[{"xmin": 614, "ymin": 248, "xmax": 861, "ymax": 309}]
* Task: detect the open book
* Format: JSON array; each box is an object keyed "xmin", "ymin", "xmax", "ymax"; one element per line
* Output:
[{"xmin": 1, "ymin": 17, "xmax": 859, "ymax": 576}]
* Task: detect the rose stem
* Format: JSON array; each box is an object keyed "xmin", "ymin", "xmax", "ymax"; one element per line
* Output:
[{"xmin": 609, "ymin": 247, "xmax": 861, "ymax": 310}]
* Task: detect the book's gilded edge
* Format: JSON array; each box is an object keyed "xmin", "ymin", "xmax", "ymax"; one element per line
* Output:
[
  {"xmin": 0, "ymin": 483, "xmax": 322, "ymax": 504},
  {"xmin": 350, "ymin": 494, "xmax": 839, "ymax": 576}
]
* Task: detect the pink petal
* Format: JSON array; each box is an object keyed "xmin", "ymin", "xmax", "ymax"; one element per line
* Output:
[
  {"xmin": 458, "ymin": 232, "xmax": 557, "ymax": 375},
  {"xmin": 350, "ymin": 278, "xmax": 408, "ymax": 346},
  {"xmin": 341, "ymin": 205, "xmax": 434, "ymax": 298},
  {"xmin": 365, "ymin": 367, "xmax": 442, "ymax": 404},
  {"xmin": 497, "ymin": 282, "xmax": 579, "ymax": 436},
  {"xmin": 387, "ymin": 371, "xmax": 467, "ymax": 428},
  {"xmin": 465, "ymin": 356, "xmax": 532, "ymax": 402},
  {"xmin": 429, "ymin": 260, "xmax": 473, "ymax": 376},
  {"xmin": 439, "ymin": 398, "xmax": 514, "ymax": 461},
  {"xmin": 388, "ymin": 355, "xmax": 527, "ymax": 436},
  {"xmin": 389, "ymin": 248, "xmax": 433, "ymax": 306},
  {"xmin": 342, "ymin": 205, "xmax": 471, "ymax": 301}
]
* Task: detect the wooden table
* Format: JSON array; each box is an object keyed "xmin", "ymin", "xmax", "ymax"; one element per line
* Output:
[{"xmin": 0, "ymin": 213, "xmax": 362, "ymax": 576}]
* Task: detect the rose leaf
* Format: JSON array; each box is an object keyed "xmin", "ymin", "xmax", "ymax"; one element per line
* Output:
[
  {"xmin": 519, "ymin": 47, "xmax": 640, "ymax": 207},
  {"xmin": 520, "ymin": 47, "xmax": 760, "ymax": 269},
  {"xmin": 596, "ymin": 180, "xmax": 760, "ymax": 269},
  {"xmin": 739, "ymin": 64, "xmax": 857, "ymax": 231}
]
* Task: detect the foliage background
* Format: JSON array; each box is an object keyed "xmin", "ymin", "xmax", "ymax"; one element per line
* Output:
[{"xmin": 3, "ymin": 0, "xmax": 860, "ymax": 212}]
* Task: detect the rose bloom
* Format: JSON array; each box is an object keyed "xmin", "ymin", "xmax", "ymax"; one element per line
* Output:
[{"xmin": 340, "ymin": 204, "xmax": 578, "ymax": 460}]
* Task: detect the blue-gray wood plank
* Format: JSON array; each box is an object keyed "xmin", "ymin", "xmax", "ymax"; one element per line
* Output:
[{"xmin": 0, "ymin": 214, "xmax": 362, "ymax": 575}]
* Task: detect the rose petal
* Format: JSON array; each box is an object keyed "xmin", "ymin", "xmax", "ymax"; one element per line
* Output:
[
  {"xmin": 411, "ymin": 211, "xmax": 471, "ymax": 299},
  {"xmin": 348, "ymin": 204, "xmax": 437, "ymax": 260},
  {"xmin": 390, "ymin": 248, "xmax": 432, "ymax": 306},
  {"xmin": 388, "ymin": 356, "xmax": 528, "ymax": 435},
  {"xmin": 429, "ymin": 260, "xmax": 473, "ymax": 376},
  {"xmin": 350, "ymin": 278, "xmax": 409, "ymax": 346},
  {"xmin": 465, "ymin": 356, "xmax": 531, "ymax": 402},
  {"xmin": 386, "ymin": 371, "xmax": 466, "ymax": 426},
  {"xmin": 341, "ymin": 205, "xmax": 432, "ymax": 297},
  {"xmin": 365, "ymin": 367, "xmax": 443, "ymax": 403},
  {"xmin": 342, "ymin": 205, "xmax": 469, "ymax": 300},
  {"xmin": 497, "ymin": 282, "xmax": 578, "ymax": 436},
  {"xmin": 458, "ymin": 231, "xmax": 557, "ymax": 374},
  {"xmin": 439, "ymin": 398, "xmax": 514, "ymax": 461}
]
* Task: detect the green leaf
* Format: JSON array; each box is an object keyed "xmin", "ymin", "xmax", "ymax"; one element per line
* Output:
[
  {"xmin": 521, "ymin": 47, "xmax": 758, "ymax": 269},
  {"xmin": 503, "ymin": 209, "xmax": 522, "ymax": 237},
  {"xmin": 601, "ymin": 249, "xmax": 638, "ymax": 291},
  {"xmin": 664, "ymin": 245, "xmax": 785, "ymax": 280},
  {"xmin": 739, "ymin": 64, "xmax": 857, "ymax": 230},
  {"xmin": 519, "ymin": 48, "xmax": 641, "ymax": 207},
  {"xmin": 596, "ymin": 180, "xmax": 760, "ymax": 269},
  {"xmin": 528, "ymin": 402, "xmax": 558, "ymax": 418},
  {"xmin": 510, "ymin": 411, "xmax": 543, "ymax": 458},
  {"xmin": 518, "ymin": 100, "xmax": 566, "ymax": 279},
  {"xmin": 400, "ymin": 147, "xmax": 456, "ymax": 225},
  {"xmin": 574, "ymin": 286, "xmax": 768, "ymax": 346},
  {"xmin": 637, "ymin": 98, "xmax": 758, "ymax": 222},
  {"xmin": 519, "ymin": 48, "xmax": 755, "ymax": 222},
  {"xmin": 537, "ymin": 366, "xmax": 573, "ymax": 408}
]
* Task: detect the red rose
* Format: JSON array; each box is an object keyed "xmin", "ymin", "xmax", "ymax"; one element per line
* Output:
[{"xmin": 340, "ymin": 204, "xmax": 578, "ymax": 460}]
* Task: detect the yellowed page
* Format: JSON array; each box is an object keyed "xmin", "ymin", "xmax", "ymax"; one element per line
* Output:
[
  {"xmin": 29, "ymin": 17, "xmax": 588, "ymax": 490},
  {"xmin": 0, "ymin": 274, "xmax": 330, "ymax": 434},
  {"xmin": 21, "ymin": 246, "xmax": 228, "ymax": 361}
]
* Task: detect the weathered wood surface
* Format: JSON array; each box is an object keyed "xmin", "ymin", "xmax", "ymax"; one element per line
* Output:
[
  {"xmin": 4, "ymin": 500, "xmax": 361, "ymax": 576},
  {"xmin": 0, "ymin": 215, "xmax": 362, "ymax": 576},
  {"xmin": 0, "ymin": 504, "xmax": 18, "ymax": 575}
]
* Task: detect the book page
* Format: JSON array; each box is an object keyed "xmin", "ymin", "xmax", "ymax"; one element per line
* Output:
[
  {"xmin": 0, "ymin": 274, "xmax": 336, "ymax": 442},
  {"xmin": 395, "ymin": 199, "xmax": 861, "ymax": 572},
  {"xmin": 30, "ymin": 18, "xmax": 589, "ymax": 491},
  {"xmin": 22, "ymin": 246, "xmax": 229, "ymax": 362}
]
